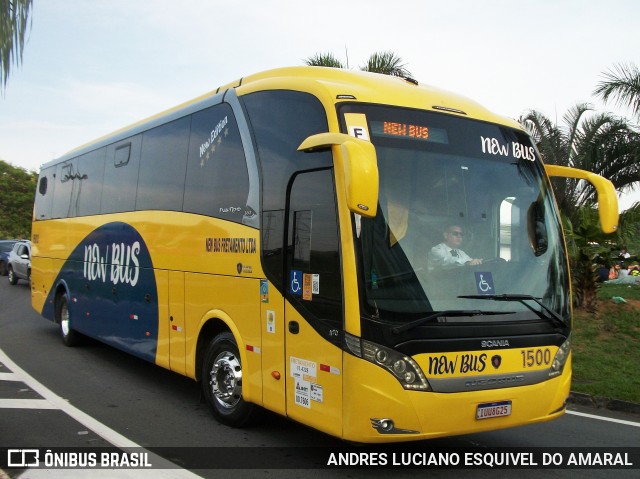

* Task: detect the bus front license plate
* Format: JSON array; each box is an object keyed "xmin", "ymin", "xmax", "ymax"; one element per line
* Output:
[{"xmin": 476, "ymin": 401, "xmax": 512, "ymax": 420}]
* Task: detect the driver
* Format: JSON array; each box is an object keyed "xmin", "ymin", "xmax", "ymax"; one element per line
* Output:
[{"xmin": 427, "ymin": 224, "xmax": 483, "ymax": 271}]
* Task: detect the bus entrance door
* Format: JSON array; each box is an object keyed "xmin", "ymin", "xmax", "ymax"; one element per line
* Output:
[
  {"xmin": 284, "ymin": 302, "xmax": 343, "ymax": 438},
  {"xmin": 283, "ymin": 169, "xmax": 343, "ymax": 438}
]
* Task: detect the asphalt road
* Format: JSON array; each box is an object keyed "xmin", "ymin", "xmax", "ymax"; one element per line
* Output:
[{"xmin": 0, "ymin": 277, "xmax": 639, "ymax": 478}]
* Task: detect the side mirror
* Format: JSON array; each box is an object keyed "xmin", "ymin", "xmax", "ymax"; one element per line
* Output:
[
  {"xmin": 545, "ymin": 164, "xmax": 619, "ymax": 234},
  {"xmin": 298, "ymin": 133, "xmax": 379, "ymax": 218}
]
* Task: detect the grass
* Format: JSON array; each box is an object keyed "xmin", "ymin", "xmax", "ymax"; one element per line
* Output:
[{"xmin": 571, "ymin": 283, "xmax": 640, "ymax": 403}]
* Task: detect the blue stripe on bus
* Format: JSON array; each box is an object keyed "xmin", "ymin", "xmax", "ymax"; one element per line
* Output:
[{"xmin": 42, "ymin": 222, "xmax": 159, "ymax": 362}]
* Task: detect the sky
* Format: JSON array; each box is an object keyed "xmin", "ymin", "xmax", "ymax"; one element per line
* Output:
[{"xmin": 1, "ymin": 0, "xmax": 639, "ymax": 208}]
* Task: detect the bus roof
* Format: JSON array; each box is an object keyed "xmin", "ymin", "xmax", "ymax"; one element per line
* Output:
[{"xmin": 44, "ymin": 66, "xmax": 522, "ymax": 169}]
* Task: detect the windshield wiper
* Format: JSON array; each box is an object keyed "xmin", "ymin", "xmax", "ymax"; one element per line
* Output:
[
  {"xmin": 458, "ymin": 294, "xmax": 566, "ymax": 328},
  {"xmin": 392, "ymin": 310, "xmax": 504, "ymax": 334}
]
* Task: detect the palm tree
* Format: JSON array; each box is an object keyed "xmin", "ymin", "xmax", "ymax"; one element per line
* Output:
[
  {"xmin": 304, "ymin": 52, "xmax": 346, "ymax": 69},
  {"xmin": 521, "ymin": 105, "xmax": 640, "ymax": 310},
  {"xmin": 304, "ymin": 50, "xmax": 412, "ymax": 78},
  {"xmin": 520, "ymin": 104, "xmax": 640, "ymax": 225},
  {"xmin": 1, "ymin": 0, "xmax": 33, "ymax": 91},
  {"xmin": 594, "ymin": 63, "xmax": 640, "ymax": 121},
  {"xmin": 360, "ymin": 51, "xmax": 411, "ymax": 78},
  {"xmin": 562, "ymin": 207, "xmax": 614, "ymax": 312}
]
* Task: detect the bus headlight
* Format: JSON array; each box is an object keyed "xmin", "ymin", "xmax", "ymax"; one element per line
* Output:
[
  {"xmin": 549, "ymin": 334, "xmax": 571, "ymax": 377},
  {"xmin": 348, "ymin": 335, "xmax": 430, "ymax": 391}
]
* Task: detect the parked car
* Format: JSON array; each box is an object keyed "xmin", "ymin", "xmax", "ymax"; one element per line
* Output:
[
  {"xmin": 0, "ymin": 240, "xmax": 18, "ymax": 276},
  {"xmin": 7, "ymin": 240, "xmax": 31, "ymax": 285}
]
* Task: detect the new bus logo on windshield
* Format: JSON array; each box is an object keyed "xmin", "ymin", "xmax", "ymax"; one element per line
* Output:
[{"xmin": 481, "ymin": 136, "xmax": 535, "ymax": 161}]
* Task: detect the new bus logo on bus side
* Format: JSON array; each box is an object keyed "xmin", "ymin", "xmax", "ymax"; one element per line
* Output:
[{"xmin": 83, "ymin": 241, "xmax": 141, "ymax": 287}]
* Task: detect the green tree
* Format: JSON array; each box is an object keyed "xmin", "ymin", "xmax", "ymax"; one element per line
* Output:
[
  {"xmin": 520, "ymin": 104, "xmax": 640, "ymax": 226},
  {"xmin": 562, "ymin": 207, "xmax": 614, "ymax": 311},
  {"xmin": 616, "ymin": 201, "xmax": 640, "ymax": 253},
  {"xmin": 304, "ymin": 50, "xmax": 412, "ymax": 78},
  {"xmin": 304, "ymin": 52, "xmax": 345, "ymax": 69},
  {"xmin": 594, "ymin": 63, "xmax": 640, "ymax": 121},
  {"xmin": 0, "ymin": 159, "xmax": 37, "ymax": 238},
  {"xmin": 1, "ymin": 0, "xmax": 33, "ymax": 91},
  {"xmin": 359, "ymin": 51, "xmax": 411, "ymax": 77},
  {"xmin": 520, "ymin": 105, "xmax": 640, "ymax": 310}
]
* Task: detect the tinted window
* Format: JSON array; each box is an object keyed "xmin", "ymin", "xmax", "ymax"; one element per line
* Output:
[
  {"xmin": 287, "ymin": 169, "xmax": 342, "ymax": 329},
  {"xmin": 101, "ymin": 136, "xmax": 142, "ymax": 214},
  {"xmin": 0, "ymin": 241, "xmax": 16, "ymax": 253},
  {"xmin": 183, "ymin": 103, "xmax": 249, "ymax": 222},
  {"xmin": 242, "ymin": 90, "xmax": 330, "ymax": 289},
  {"xmin": 136, "ymin": 117, "xmax": 190, "ymax": 211},
  {"xmin": 76, "ymin": 148, "xmax": 106, "ymax": 216},
  {"xmin": 34, "ymin": 166, "xmax": 55, "ymax": 220},
  {"xmin": 51, "ymin": 160, "xmax": 77, "ymax": 218}
]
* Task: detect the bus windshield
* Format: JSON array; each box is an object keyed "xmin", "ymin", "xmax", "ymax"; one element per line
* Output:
[{"xmin": 340, "ymin": 104, "xmax": 570, "ymax": 331}]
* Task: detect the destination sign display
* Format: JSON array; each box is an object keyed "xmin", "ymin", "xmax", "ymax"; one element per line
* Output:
[{"xmin": 370, "ymin": 121, "xmax": 449, "ymax": 144}]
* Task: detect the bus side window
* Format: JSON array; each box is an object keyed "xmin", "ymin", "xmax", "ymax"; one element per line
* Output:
[
  {"xmin": 51, "ymin": 160, "xmax": 78, "ymax": 219},
  {"xmin": 183, "ymin": 103, "xmax": 249, "ymax": 223},
  {"xmin": 242, "ymin": 90, "xmax": 330, "ymax": 291},
  {"xmin": 136, "ymin": 117, "xmax": 190, "ymax": 212},
  {"xmin": 76, "ymin": 148, "xmax": 106, "ymax": 217},
  {"xmin": 101, "ymin": 135, "xmax": 142, "ymax": 214},
  {"xmin": 34, "ymin": 166, "xmax": 55, "ymax": 220}
]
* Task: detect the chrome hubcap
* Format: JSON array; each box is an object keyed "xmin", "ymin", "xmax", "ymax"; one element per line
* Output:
[
  {"xmin": 209, "ymin": 351, "xmax": 242, "ymax": 409},
  {"xmin": 60, "ymin": 302, "xmax": 70, "ymax": 337}
]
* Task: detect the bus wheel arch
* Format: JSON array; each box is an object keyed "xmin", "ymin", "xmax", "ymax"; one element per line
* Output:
[{"xmin": 198, "ymin": 320, "xmax": 256, "ymax": 427}]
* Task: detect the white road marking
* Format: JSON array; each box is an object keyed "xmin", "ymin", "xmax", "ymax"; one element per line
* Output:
[
  {"xmin": 567, "ymin": 409, "xmax": 640, "ymax": 427},
  {"xmin": 0, "ymin": 399, "xmax": 57, "ymax": 409},
  {"xmin": 0, "ymin": 348, "xmax": 202, "ymax": 478}
]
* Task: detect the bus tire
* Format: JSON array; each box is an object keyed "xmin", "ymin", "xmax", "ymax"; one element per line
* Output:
[
  {"xmin": 201, "ymin": 332, "xmax": 255, "ymax": 427},
  {"xmin": 57, "ymin": 294, "xmax": 81, "ymax": 347}
]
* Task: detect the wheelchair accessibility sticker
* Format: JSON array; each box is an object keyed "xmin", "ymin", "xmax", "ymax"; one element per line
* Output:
[
  {"xmin": 474, "ymin": 272, "xmax": 495, "ymax": 295},
  {"xmin": 290, "ymin": 270, "xmax": 303, "ymax": 295}
]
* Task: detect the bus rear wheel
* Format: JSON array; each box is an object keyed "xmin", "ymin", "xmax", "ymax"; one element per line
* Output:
[
  {"xmin": 201, "ymin": 332, "xmax": 255, "ymax": 427},
  {"xmin": 57, "ymin": 294, "xmax": 81, "ymax": 347}
]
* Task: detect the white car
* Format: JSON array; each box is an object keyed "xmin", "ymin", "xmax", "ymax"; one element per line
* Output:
[{"xmin": 8, "ymin": 240, "xmax": 31, "ymax": 285}]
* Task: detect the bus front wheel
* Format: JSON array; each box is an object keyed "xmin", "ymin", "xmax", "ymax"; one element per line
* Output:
[
  {"xmin": 201, "ymin": 332, "xmax": 255, "ymax": 427},
  {"xmin": 57, "ymin": 294, "xmax": 81, "ymax": 347}
]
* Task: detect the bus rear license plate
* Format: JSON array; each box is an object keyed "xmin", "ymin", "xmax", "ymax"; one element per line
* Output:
[{"xmin": 476, "ymin": 401, "xmax": 512, "ymax": 420}]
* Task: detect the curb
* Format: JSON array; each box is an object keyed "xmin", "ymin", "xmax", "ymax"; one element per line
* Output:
[{"xmin": 568, "ymin": 391, "xmax": 640, "ymax": 415}]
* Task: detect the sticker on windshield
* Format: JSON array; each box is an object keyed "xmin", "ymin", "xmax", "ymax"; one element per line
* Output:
[
  {"xmin": 345, "ymin": 113, "xmax": 370, "ymax": 141},
  {"xmin": 480, "ymin": 136, "xmax": 535, "ymax": 161},
  {"xmin": 475, "ymin": 272, "xmax": 495, "ymax": 295}
]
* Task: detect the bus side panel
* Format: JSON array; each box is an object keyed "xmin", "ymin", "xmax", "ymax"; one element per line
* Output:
[
  {"xmin": 154, "ymin": 269, "xmax": 170, "ymax": 371},
  {"xmin": 184, "ymin": 273, "xmax": 263, "ymax": 404},
  {"xmin": 166, "ymin": 271, "xmax": 186, "ymax": 375},
  {"xmin": 34, "ymin": 221, "xmax": 161, "ymax": 364},
  {"xmin": 260, "ymin": 284, "xmax": 286, "ymax": 416},
  {"xmin": 30, "ymin": 252, "xmax": 56, "ymax": 320}
]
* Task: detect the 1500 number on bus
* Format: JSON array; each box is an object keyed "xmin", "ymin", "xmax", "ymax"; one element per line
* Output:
[{"xmin": 520, "ymin": 348, "xmax": 551, "ymax": 368}]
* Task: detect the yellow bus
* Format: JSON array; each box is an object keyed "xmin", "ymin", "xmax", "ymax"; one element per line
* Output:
[{"xmin": 31, "ymin": 66, "xmax": 618, "ymax": 443}]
